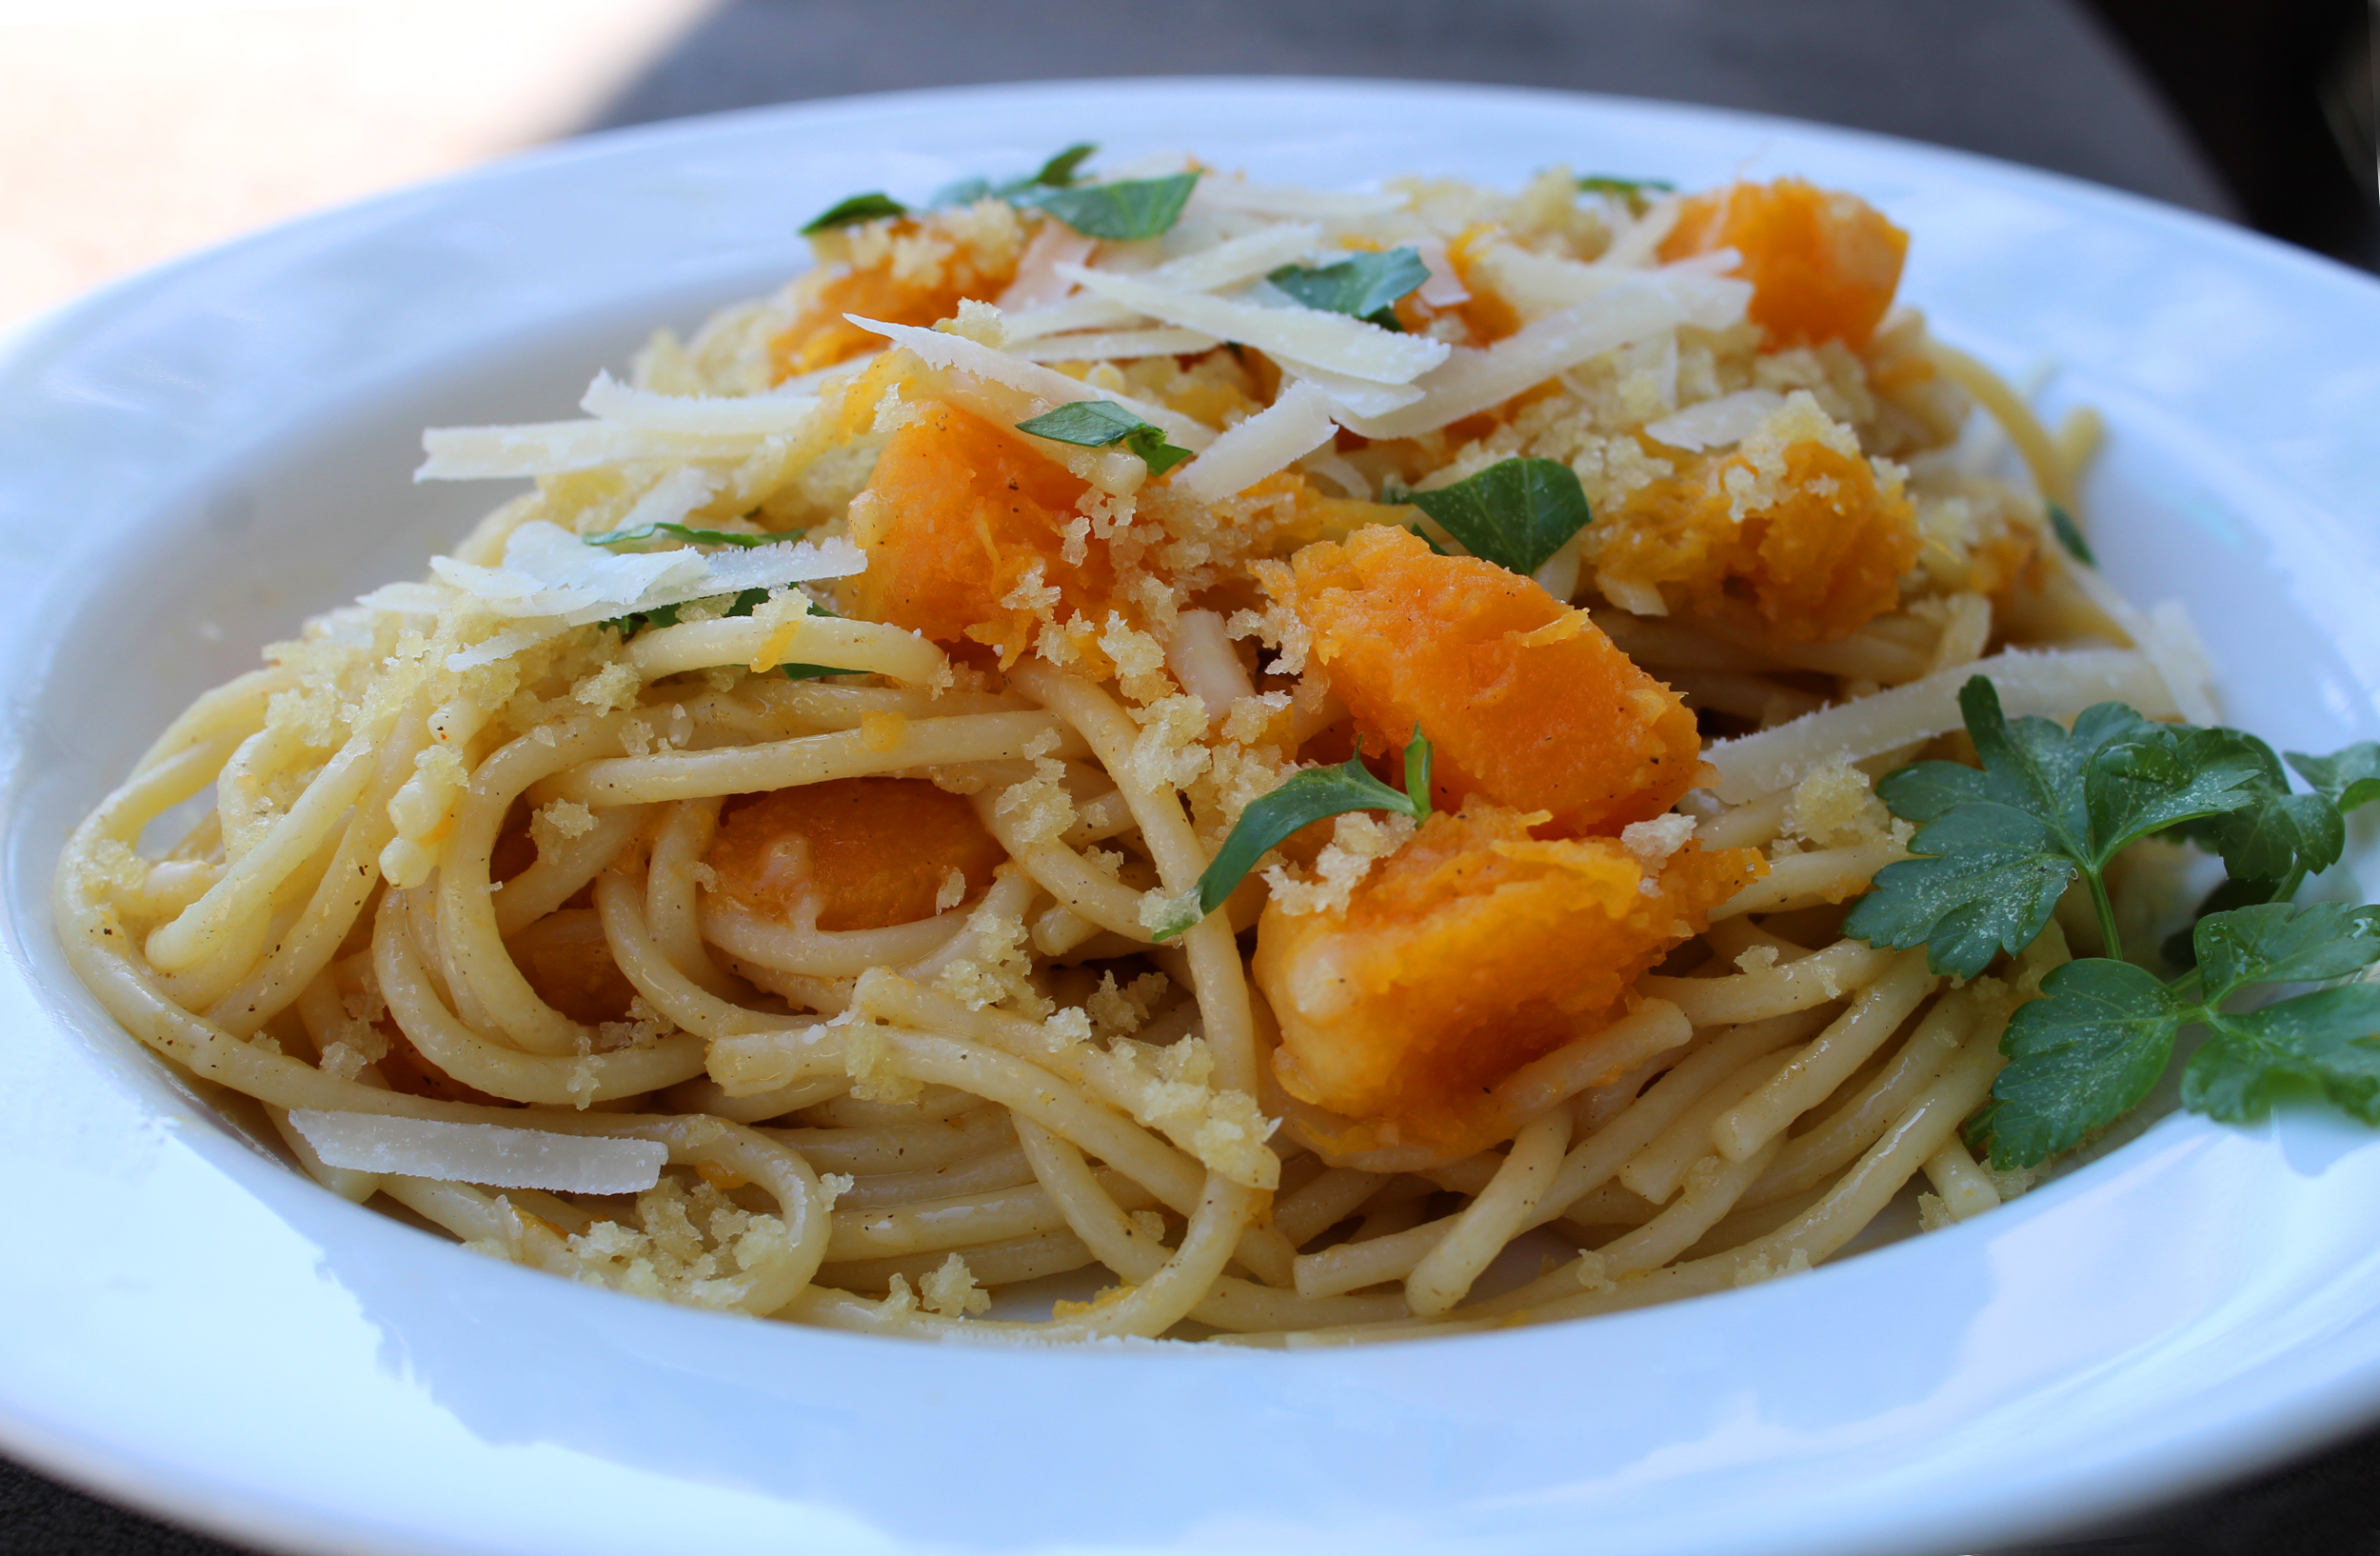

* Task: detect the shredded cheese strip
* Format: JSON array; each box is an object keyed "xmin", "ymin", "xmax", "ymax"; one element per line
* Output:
[
  {"xmin": 847, "ymin": 315, "xmax": 1214, "ymax": 449},
  {"xmin": 288, "ymin": 1110, "xmax": 668, "ymax": 1193},
  {"xmin": 1174, "ymin": 380, "xmax": 1340, "ymax": 503},
  {"xmin": 1055, "ymin": 263, "xmax": 1451, "ymax": 385}
]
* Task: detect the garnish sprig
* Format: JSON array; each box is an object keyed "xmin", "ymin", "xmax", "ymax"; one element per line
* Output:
[
  {"xmin": 1014, "ymin": 401, "xmax": 1192, "ymax": 476},
  {"xmin": 1391, "ymin": 457, "xmax": 1593, "ymax": 578}
]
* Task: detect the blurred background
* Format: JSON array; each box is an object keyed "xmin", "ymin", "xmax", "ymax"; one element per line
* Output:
[{"xmin": 1, "ymin": 0, "xmax": 2376, "ymax": 1551}]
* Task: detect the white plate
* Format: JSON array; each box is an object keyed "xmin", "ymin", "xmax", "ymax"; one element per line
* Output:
[{"xmin": 6, "ymin": 79, "xmax": 2380, "ymax": 1556}]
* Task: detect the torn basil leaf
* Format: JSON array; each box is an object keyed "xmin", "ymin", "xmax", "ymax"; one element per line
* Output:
[
  {"xmin": 1576, "ymin": 174, "xmax": 1677, "ymax": 198},
  {"xmin": 1025, "ymin": 171, "xmax": 1200, "ymax": 241},
  {"xmin": 1267, "ymin": 248, "xmax": 1430, "ymax": 330},
  {"xmin": 2046, "ymin": 501, "xmax": 2096, "ymax": 567},
  {"xmin": 582, "ymin": 522, "xmax": 784, "ymax": 550},
  {"xmin": 801, "ymin": 191, "xmax": 906, "ymax": 234},
  {"xmin": 1014, "ymin": 400, "xmax": 1193, "ymax": 476},
  {"xmin": 1394, "ymin": 458, "xmax": 1593, "ymax": 578}
]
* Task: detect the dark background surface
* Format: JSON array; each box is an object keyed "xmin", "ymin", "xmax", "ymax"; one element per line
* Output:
[{"xmin": 6, "ymin": 0, "xmax": 2377, "ymax": 1551}]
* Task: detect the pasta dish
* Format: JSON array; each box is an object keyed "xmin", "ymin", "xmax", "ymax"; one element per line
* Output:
[{"xmin": 59, "ymin": 149, "xmax": 2376, "ymax": 1345}]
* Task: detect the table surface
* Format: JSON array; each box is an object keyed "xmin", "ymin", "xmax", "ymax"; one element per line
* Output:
[{"xmin": 6, "ymin": 1, "xmax": 2373, "ymax": 1551}]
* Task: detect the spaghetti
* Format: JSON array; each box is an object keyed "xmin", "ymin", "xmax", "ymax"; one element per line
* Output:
[{"xmin": 54, "ymin": 157, "xmax": 2201, "ymax": 1343}]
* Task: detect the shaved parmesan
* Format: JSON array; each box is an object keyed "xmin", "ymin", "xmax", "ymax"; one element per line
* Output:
[
  {"xmin": 446, "ymin": 623, "xmax": 565, "ymax": 672},
  {"xmin": 430, "ymin": 519, "xmax": 864, "ymax": 628},
  {"xmin": 1195, "ymin": 180, "xmax": 1408, "ymax": 220},
  {"xmin": 1600, "ymin": 199, "xmax": 1683, "ymax": 269},
  {"xmin": 1010, "ymin": 328, "xmax": 1220, "ymax": 363},
  {"xmin": 996, "ymin": 224, "xmax": 1098, "ymax": 312},
  {"xmin": 611, "ymin": 465, "xmax": 723, "ymax": 534},
  {"xmin": 355, "ymin": 580, "xmax": 449, "ymax": 616},
  {"xmin": 1058, "ymin": 264, "xmax": 1449, "ymax": 385},
  {"xmin": 847, "ymin": 315, "xmax": 1213, "ymax": 449},
  {"xmin": 1412, "ymin": 236, "xmax": 1469, "ymax": 307},
  {"xmin": 580, "ymin": 371, "xmax": 822, "ymax": 436},
  {"xmin": 1004, "ymin": 224, "xmax": 1324, "ymax": 343},
  {"xmin": 287, "ymin": 1109, "xmax": 667, "ymax": 1193},
  {"xmin": 1338, "ymin": 282, "xmax": 1688, "ymax": 439},
  {"xmin": 418, "ymin": 423, "xmax": 760, "ymax": 481},
  {"xmin": 1644, "ymin": 389, "xmax": 1786, "ymax": 450},
  {"xmin": 1466, "ymin": 245, "xmax": 1752, "ymax": 330},
  {"xmin": 1175, "ymin": 380, "xmax": 1339, "ymax": 503},
  {"xmin": 1275, "ymin": 359, "xmax": 1424, "ymax": 419}
]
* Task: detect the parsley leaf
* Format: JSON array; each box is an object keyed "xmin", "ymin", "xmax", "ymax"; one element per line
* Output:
[
  {"xmin": 1025, "ymin": 171, "xmax": 1200, "ymax": 241},
  {"xmin": 2046, "ymin": 500, "xmax": 2096, "ymax": 566},
  {"xmin": 1393, "ymin": 458, "xmax": 1593, "ymax": 578},
  {"xmin": 933, "ymin": 143, "xmax": 1101, "ymax": 209},
  {"xmin": 581, "ymin": 522, "xmax": 783, "ymax": 550},
  {"xmin": 1977, "ymin": 901, "xmax": 2380, "ymax": 1166},
  {"xmin": 1845, "ymin": 678, "xmax": 2265, "ymax": 977},
  {"xmin": 1267, "ymin": 248, "xmax": 1430, "ymax": 330},
  {"xmin": 2288, "ymin": 742, "xmax": 2380, "ymax": 815},
  {"xmin": 1576, "ymin": 175, "xmax": 1676, "ymax": 199},
  {"xmin": 1160, "ymin": 728, "xmax": 1433, "ymax": 940},
  {"xmin": 1031, "ymin": 142, "xmax": 1097, "ymax": 188},
  {"xmin": 801, "ymin": 191, "xmax": 906, "ymax": 234},
  {"xmin": 1014, "ymin": 400, "xmax": 1193, "ymax": 475}
]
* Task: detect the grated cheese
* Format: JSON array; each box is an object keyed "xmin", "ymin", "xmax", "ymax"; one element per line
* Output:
[
  {"xmin": 1173, "ymin": 380, "xmax": 1340, "ymax": 504},
  {"xmin": 1009, "ymin": 328, "xmax": 1220, "ymax": 363},
  {"xmin": 416, "ymin": 423, "xmax": 764, "ymax": 481},
  {"xmin": 287, "ymin": 1109, "xmax": 666, "ymax": 1194},
  {"xmin": 1644, "ymin": 389, "xmax": 1787, "ymax": 451},
  {"xmin": 845, "ymin": 315, "xmax": 1213, "ymax": 449},
  {"xmin": 579, "ymin": 371, "xmax": 823, "ymax": 436},
  {"xmin": 1057, "ymin": 264, "xmax": 1450, "ymax": 386},
  {"xmin": 426, "ymin": 519, "xmax": 864, "ymax": 628}
]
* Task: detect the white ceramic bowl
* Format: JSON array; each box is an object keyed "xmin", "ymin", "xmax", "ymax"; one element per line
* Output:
[{"xmin": 6, "ymin": 80, "xmax": 2380, "ymax": 1556}]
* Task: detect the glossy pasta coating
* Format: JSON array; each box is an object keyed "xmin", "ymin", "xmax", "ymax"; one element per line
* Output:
[
  {"xmin": 1593, "ymin": 419, "xmax": 1921, "ymax": 643},
  {"xmin": 1285, "ymin": 526, "xmax": 1701, "ymax": 835},
  {"xmin": 1660, "ymin": 178, "xmax": 1909, "ymax": 349},
  {"xmin": 842, "ymin": 400, "xmax": 1120, "ymax": 666},
  {"xmin": 768, "ymin": 209, "xmax": 1027, "ymax": 381},
  {"xmin": 1255, "ymin": 803, "xmax": 1764, "ymax": 1145},
  {"xmin": 708, "ymin": 777, "xmax": 1005, "ymax": 931}
]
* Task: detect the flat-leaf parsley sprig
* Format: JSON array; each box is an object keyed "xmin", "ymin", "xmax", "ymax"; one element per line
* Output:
[
  {"xmin": 1844, "ymin": 674, "xmax": 2380, "ymax": 1166},
  {"xmin": 1151, "ymin": 728, "xmax": 1433, "ymax": 942}
]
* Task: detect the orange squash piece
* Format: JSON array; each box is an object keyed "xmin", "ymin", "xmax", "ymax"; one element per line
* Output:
[
  {"xmin": 1661, "ymin": 178, "xmax": 1908, "ymax": 349},
  {"xmin": 843, "ymin": 400, "xmax": 1121, "ymax": 665},
  {"xmin": 506, "ymin": 908, "xmax": 640, "ymax": 1026},
  {"xmin": 1254, "ymin": 803, "xmax": 1763, "ymax": 1147},
  {"xmin": 1284, "ymin": 526, "xmax": 1700, "ymax": 836},
  {"xmin": 708, "ymin": 777, "xmax": 1005, "ymax": 932},
  {"xmin": 1595, "ymin": 414, "xmax": 1919, "ymax": 643},
  {"xmin": 768, "ymin": 215, "xmax": 1023, "ymax": 381}
]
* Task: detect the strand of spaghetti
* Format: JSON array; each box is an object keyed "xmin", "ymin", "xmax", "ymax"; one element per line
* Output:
[
  {"xmin": 1740, "ymin": 987, "xmax": 1978, "ymax": 1207},
  {"xmin": 803, "ymin": 1086, "xmax": 981, "ymax": 1127},
  {"xmin": 897, "ymin": 865, "xmax": 1039, "ymax": 984},
  {"xmin": 1694, "ymin": 790, "xmax": 1790, "ymax": 851},
  {"xmin": 1925, "ymin": 339, "xmax": 2072, "ymax": 507},
  {"xmin": 144, "ymin": 720, "xmax": 387, "ymax": 973},
  {"xmin": 738, "ymin": 677, "xmax": 1034, "ymax": 728},
  {"xmin": 1712, "ymin": 949, "xmax": 1936, "ymax": 1162},
  {"xmin": 437, "ymin": 712, "xmax": 632, "ymax": 1057},
  {"xmin": 546, "ymin": 712, "xmax": 1090, "ymax": 808},
  {"xmin": 626, "ymin": 614, "xmax": 948, "ymax": 687},
  {"xmin": 1004, "ymin": 662, "xmax": 1259, "ymax": 1096},
  {"xmin": 643, "ymin": 799, "xmax": 741, "ymax": 997},
  {"xmin": 872, "ymin": 1028, "xmax": 1206, "ymax": 1213},
  {"xmin": 1403, "ymin": 1104, "xmax": 1571, "ymax": 1317},
  {"xmin": 592, "ymin": 870, "xmax": 827, "ymax": 1047},
  {"xmin": 1713, "ymin": 842, "xmax": 1908, "ymax": 919},
  {"xmin": 826, "ymin": 1167, "xmax": 1157, "ymax": 1261},
  {"xmin": 149, "ymin": 832, "xmax": 328, "ymax": 1014},
  {"xmin": 1013, "ymin": 1118, "xmax": 1405, "ymax": 1333},
  {"xmin": 206, "ymin": 703, "xmax": 429, "ymax": 1035},
  {"xmin": 968, "ymin": 790, "xmax": 1157, "ymax": 942},
  {"xmin": 375, "ymin": 889, "xmax": 707, "ymax": 1104},
  {"xmin": 1640, "ymin": 938, "xmax": 1890, "ymax": 1027},
  {"xmin": 760, "ymin": 1106, "xmax": 1014, "ymax": 1175},
  {"xmin": 130, "ymin": 664, "xmax": 291, "ymax": 778},
  {"xmin": 1684, "ymin": 611, "xmax": 1933, "ymax": 686},
  {"xmin": 1590, "ymin": 1136, "xmax": 1783, "ymax": 1278},
  {"xmin": 1922, "ymin": 1137, "xmax": 2003, "ymax": 1219},
  {"xmin": 1619, "ymin": 1046, "xmax": 1806, "ymax": 1203},
  {"xmin": 657, "ymin": 1073, "xmax": 851, "ymax": 1123},
  {"xmin": 213, "ymin": 722, "xmax": 303, "ymax": 860},
  {"xmin": 491, "ymin": 803, "xmax": 651, "ymax": 937},
  {"xmin": 701, "ymin": 895, "xmax": 972, "ymax": 978},
  {"xmin": 833, "ymin": 1142, "xmax": 1037, "ymax": 1209},
  {"xmin": 1272, "ymin": 1167, "xmax": 1388, "ymax": 1247},
  {"xmin": 1479, "ymin": 1009, "xmax": 2011, "ymax": 1323},
  {"xmin": 817, "ymin": 1230, "xmax": 1097, "ymax": 1294},
  {"xmin": 2057, "ymin": 406, "xmax": 2104, "ymax": 496}
]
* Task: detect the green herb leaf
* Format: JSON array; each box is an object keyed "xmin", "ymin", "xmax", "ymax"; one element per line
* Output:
[
  {"xmin": 581, "ymin": 522, "xmax": 783, "ymax": 550},
  {"xmin": 1848, "ymin": 678, "xmax": 2262, "ymax": 975},
  {"xmin": 2046, "ymin": 500, "xmax": 2096, "ymax": 566},
  {"xmin": 1987, "ymin": 958, "xmax": 2185, "ymax": 1167},
  {"xmin": 1267, "ymin": 248, "xmax": 1430, "ymax": 330},
  {"xmin": 1165, "ymin": 734, "xmax": 1433, "ymax": 938},
  {"xmin": 1576, "ymin": 175, "xmax": 1677, "ymax": 198},
  {"xmin": 2167, "ymin": 733, "xmax": 2345, "ymax": 886},
  {"xmin": 1394, "ymin": 458, "xmax": 1593, "ymax": 578},
  {"xmin": 602, "ymin": 587, "xmax": 771, "ymax": 641},
  {"xmin": 2185, "ymin": 984, "xmax": 2380, "ymax": 1124},
  {"xmin": 2193, "ymin": 901, "xmax": 2380, "ymax": 997},
  {"xmin": 2287, "ymin": 741, "xmax": 2380, "ymax": 815},
  {"xmin": 801, "ymin": 191, "xmax": 906, "ymax": 234},
  {"xmin": 780, "ymin": 663, "xmax": 860, "ymax": 682},
  {"xmin": 1024, "ymin": 171, "xmax": 1200, "ymax": 241},
  {"xmin": 2163, "ymin": 874, "xmax": 2290, "ymax": 969},
  {"xmin": 1031, "ymin": 142, "xmax": 1097, "ymax": 188},
  {"xmin": 1014, "ymin": 400, "xmax": 1193, "ymax": 475}
]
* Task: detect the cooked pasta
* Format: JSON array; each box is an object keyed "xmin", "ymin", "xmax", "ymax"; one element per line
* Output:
[{"xmin": 54, "ymin": 154, "xmax": 2208, "ymax": 1344}]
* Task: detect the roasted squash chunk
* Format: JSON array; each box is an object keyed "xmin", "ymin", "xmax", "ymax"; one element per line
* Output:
[
  {"xmin": 1255, "ymin": 802, "xmax": 1764, "ymax": 1147},
  {"xmin": 1284, "ymin": 526, "xmax": 1700, "ymax": 835},
  {"xmin": 768, "ymin": 208, "xmax": 1026, "ymax": 381},
  {"xmin": 1660, "ymin": 178, "xmax": 1908, "ymax": 350},
  {"xmin": 1594, "ymin": 392, "xmax": 1919, "ymax": 643},
  {"xmin": 708, "ymin": 777, "xmax": 1005, "ymax": 931},
  {"xmin": 842, "ymin": 400, "xmax": 1122, "ymax": 666}
]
